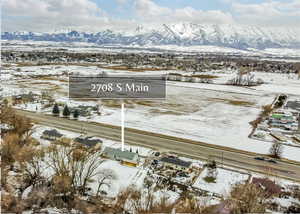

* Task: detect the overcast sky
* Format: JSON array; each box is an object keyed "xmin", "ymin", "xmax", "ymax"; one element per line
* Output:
[{"xmin": 2, "ymin": 0, "xmax": 300, "ymax": 32}]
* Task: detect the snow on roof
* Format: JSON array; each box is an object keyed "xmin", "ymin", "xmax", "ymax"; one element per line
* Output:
[
  {"xmin": 74, "ymin": 136, "xmax": 102, "ymax": 147},
  {"xmin": 42, "ymin": 129, "xmax": 63, "ymax": 137},
  {"xmin": 103, "ymin": 147, "xmax": 138, "ymax": 161}
]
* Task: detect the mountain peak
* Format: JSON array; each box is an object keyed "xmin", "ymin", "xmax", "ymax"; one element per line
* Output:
[{"xmin": 2, "ymin": 23, "xmax": 300, "ymax": 50}]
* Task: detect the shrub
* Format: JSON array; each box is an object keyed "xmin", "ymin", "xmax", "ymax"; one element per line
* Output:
[
  {"xmin": 52, "ymin": 103, "xmax": 60, "ymax": 116},
  {"xmin": 62, "ymin": 105, "xmax": 70, "ymax": 117},
  {"xmin": 227, "ymin": 182, "xmax": 268, "ymax": 214},
  {"xmin": 203, "ymin": 176, "xmax": 216, "ymax": 183}
]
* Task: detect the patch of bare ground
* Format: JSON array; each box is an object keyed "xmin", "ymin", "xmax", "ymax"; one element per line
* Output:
[
  {"xmin": 149, "ymin": 109, "xmax": 183, "ymax": 115},
  {"xmin": 49, "ymin": 85, "xmax": 62, "ymax": 91},
  {"xmin": 17, "ymin": 80, "xmax": 59, "ymax": 88},
  {"xmin": 162, "ymin": 103, "xmax": 198, "ymax": 114},
  {"xmin": 209, "ymin": 98, "xmax": 255, "ymax": 107},
  {"xmin": 98, "ymin": 65, "xmax": 166, "ymax": 72},
  {"xmin": 29, "ymin": 81, "xmax": 55, "ymax": 85},
  {"xmin": 249, "ymin": 104, "xmax": 273, "ymax": 137},
  {"xmin": 133, "ymin": 100, "xmax": 157, "ymax": 107},
  {"xmin": 191, "ymin": 74, "xmax": 219, "ymax": 79},
  {"xmin": 16, "ymin": 62, "xmax": 96, "ymax": 67},
  {"xmin": 15, "ymin": 62, "xmax": 168, "ymax": 73},
  {"xmin": 100, "ymin": 100, "xmax": 135, "ymax": 109},
  {"xmin": 34, "ymin": 76, "xmax": 68, "ymax": 82},
  {"xmin": 2, "ymin": 64, "xmax": 13, "ymax": 68},
  {"xmin": 15, "ymin": 83, "xmax": 29, "ymax": 88}
]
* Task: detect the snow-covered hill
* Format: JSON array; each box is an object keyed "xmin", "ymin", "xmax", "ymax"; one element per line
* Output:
[{"xmin": 2, "ymin": 23, "xmax": 300, "ymax": 50}]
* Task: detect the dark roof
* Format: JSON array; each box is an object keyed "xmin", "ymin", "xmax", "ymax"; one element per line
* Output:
[
  {"xmin": 74, "ymin": 137, "xmax": 102, "ymax": 147},
  {"xmin": 43, "ymin": 129, "xmax": 63, "ymax": 137},
  {"xmin": 160, "ymin": 157, "xmax": 192, "ymax": 168}
]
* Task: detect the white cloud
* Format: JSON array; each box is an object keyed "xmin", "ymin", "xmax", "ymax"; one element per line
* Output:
[
  {"xmin": 2, "ymin": 0, "xmax": 137, "ymax": 32},
  {"xmin": 116, "ymin": 0, "xmax": 129, "ymax": 5},
  {"xmin": 173, "ymin": 7, "xmax": 234, "ymax": 24},
  {"xmin": 3, "ymin": 0, "xmax": 102, "ymax": 18},
  {"xmin": 134, "ymin": 0, "xmax": 171, "ymax": 18},
  {"xmin": 2, "ymin": 0, "xmax": 300, "ymax": 32},
  {"xmin": 134, "ymin": 0, "xmax": 234, "ymax": 25},
  {"xmin": 231, "ymin": 0, "xmax": 300, "ymax": 27}
]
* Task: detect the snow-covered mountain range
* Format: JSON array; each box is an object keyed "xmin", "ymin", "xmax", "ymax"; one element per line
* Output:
[{"xmin": 2, "ymin": 23, "xmax": 300, "ymax": 50}]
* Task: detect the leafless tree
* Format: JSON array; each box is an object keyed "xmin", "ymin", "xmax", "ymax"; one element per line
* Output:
[
  {"xmin": 269, "ymin": 142, "xmax": 283, "ymax": 159},
  {"xmin": 227, "ymin": 182, "xmax": 268, "ymax": 214},
  {"xmin": 46, "ymin": 140, "xmax": 104, "ymax": 196},
  {"xmin": 96, "ymin": 169, "xmax": 117, "ymax": 197},
  {"xmin": 17, "ymin": 147, "xmax": 48, "ymax": 198}
]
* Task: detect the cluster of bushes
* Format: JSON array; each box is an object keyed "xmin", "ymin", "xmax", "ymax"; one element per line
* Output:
[
  {"xmin": 52, "ymin": 103, "xmax": 79, "ymax": 119},
  {"xmin": 227, "ymin": 72, "xmax": 264, "ymax": 86}
]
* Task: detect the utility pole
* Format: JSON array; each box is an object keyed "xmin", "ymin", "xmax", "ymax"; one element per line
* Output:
[
  {"xmin": 222, "ymin": 152, "xmax": 224, "ymax": 168},
  {"xmin": 298, "ymin": 115, "xmax": 300, "ymax": 134},
  {"xmin": 121, "ymin": 101, "xmax": 125, "ymax": 151}
]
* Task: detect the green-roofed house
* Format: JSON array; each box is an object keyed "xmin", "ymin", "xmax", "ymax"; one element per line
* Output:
[
  {"xmin": 271, "ymin": 114, "xmax": 293, "ymax": 121},
  {"xmin": 271, "ymin": 114, "xmax": 284, "ymax": 120},
  {"xmin": 102, "ymin": 147, "xmax": 139, "ymax": 167}
]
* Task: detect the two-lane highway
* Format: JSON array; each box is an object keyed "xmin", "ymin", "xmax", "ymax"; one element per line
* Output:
[{"xmin": 16, "ymin": 109, "xmax": 300, "ymax": 182}]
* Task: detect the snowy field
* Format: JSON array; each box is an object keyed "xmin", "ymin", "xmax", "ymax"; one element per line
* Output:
[
  {"xmin": 1, "ymin": 65, "xmax": 300, "ymax": 162},
  {"xmin": 91, "ymin": 160, "xmax": 142, "ymax": 197},
  {"xmin": 193, "ymin": 168, "xmax": 250, "ymax": 195},
  {"xmin": 2, "ymin": 40, "xmax": 300, "ymax": 59}
]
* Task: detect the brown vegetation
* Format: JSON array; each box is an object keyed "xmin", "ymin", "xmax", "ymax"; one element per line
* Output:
[
  {"xmin": 99, "ymin": 65, "xmax": 166, "ymax": 72},
  {"xmin": 191, "ymin": 74, "xmax": 219, "ymax": 79},
  {"xmin": 269, "ymin": 142, "xmax": 283, "ymax": 159},
  {"xmin": 209, "ymin": 98, "xmax": 255, "ymax": 107},
  {"xmin": 249, "ymin": 104, "xmax": 273, "ymax": 136},
  {"xmin": 226, "ymin": 182, "xmax": 269, "ymax": 214}
]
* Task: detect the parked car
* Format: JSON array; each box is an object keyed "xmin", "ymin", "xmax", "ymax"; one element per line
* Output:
[
  {"xmin": 254, "ymin": 156, "xmax": 277, "ymax": 164},
  {"xmin": 254, "ymin": 157, "xmax": 265, "ymax": 161}
]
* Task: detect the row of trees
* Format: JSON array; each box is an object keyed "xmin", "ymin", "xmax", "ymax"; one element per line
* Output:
[
  {"xmin": 52, "ymin": 103, "xmax": 79, "ymax": 119},
  {"xmin": 227, "ymin": 71, "xmax": 264, "ymax": 86}
]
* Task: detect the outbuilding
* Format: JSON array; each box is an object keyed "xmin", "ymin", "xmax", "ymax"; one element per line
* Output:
[{"xmin": 102, "ymin": 147, "xmax": 139, "ymax": 167}]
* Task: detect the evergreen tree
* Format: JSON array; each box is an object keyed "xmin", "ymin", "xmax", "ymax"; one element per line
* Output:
[
  {"xmin": 73, "ymin": 109, "xmax": 79, "ymax": 119},
  {"xmin": 63, "ymin": 105, "xmax": 70, "ymax": 117},
  {"xmin": 52, "ymin": 103, "xmax": 60, "ymax": 116}
]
